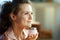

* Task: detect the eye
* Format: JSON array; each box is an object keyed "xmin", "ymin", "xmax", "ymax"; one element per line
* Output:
[
  {"xmin": 23, "ymin": 12, "xmax": 33, "ymax": 15},
  {"xmin": 24, "ymin": 12, "xmax": 29, "ymax": 15}
]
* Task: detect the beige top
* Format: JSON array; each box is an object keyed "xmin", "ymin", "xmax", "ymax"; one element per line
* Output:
[{"xmin": 4, "ymin": 28, "xmax": 29, "ymax": 40}]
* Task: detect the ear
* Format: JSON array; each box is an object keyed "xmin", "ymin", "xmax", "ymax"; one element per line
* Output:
[{"xmin": 10, "ymin": 13, "xmax": 17, "ymax": 21}]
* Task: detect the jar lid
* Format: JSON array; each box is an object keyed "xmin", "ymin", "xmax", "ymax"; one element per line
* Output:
[{"xmin": 30, "ymin": 27, "xmax": 37, "ymax": 30}]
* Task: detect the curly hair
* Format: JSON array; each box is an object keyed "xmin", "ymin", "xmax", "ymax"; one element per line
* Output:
[{"xmin": 0, "ymin": 0, "xmax": 31, "ymax": 35}]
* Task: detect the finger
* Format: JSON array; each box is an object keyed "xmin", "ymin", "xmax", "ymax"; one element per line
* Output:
[{"xmin": 28, "ymin": 35, "xmax": 33, "ymax": 38}]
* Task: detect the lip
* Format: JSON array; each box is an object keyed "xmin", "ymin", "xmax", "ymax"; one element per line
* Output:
[
  {"xmin": 28, "ymin": 20, "xmax": 32, "ymax": 22},
  {"xmin": 27, "ymin": 21, "xmax": 32, "ymax": 23}
]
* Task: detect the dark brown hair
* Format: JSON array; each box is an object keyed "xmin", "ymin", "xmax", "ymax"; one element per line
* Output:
[{"xmin": 0, "ymin": 0, "xmax": 31, "ymax": 35}]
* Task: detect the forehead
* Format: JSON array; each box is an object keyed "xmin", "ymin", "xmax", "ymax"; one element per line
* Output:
[{"xmin": 19, "ymin": 4, "xmax": 32, "ymax": 12}]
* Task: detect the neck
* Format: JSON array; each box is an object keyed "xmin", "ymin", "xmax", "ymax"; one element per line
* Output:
[{"xmin": 12, "ymin": 23, "xmax": 24, "ymax": 40}]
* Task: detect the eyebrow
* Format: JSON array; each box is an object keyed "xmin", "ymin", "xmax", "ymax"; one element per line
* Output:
[{"xmin": 21, "ymin": 11, "xmax": 33, "ymax": 14}]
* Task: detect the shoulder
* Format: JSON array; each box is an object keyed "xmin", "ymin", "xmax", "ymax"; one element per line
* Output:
[
  {"xmin": 0, "ymin": 34, "xmax": 8, "ymax": 40},
  {"xmin": 0, "ymin": 35, "xmax": 4, "ymax": 40}
]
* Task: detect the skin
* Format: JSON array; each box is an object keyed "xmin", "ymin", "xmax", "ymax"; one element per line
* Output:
[{"xmin": 10, "ymin": 4, "xmax": 38, "ymax": 40}]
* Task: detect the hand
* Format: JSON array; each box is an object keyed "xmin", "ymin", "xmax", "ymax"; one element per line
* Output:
[{"xmin": 26, "ymin": 32, "xmax": 39, "ymax": 40}]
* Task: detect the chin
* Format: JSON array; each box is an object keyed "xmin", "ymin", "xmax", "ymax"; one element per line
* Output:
[{"xmin": 25, "ymin": 24, "xmax": 31, "ymax": 29}]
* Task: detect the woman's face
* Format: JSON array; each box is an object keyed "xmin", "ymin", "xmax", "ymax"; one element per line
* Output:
[{"xmin": 14, "ymin": 4, "xmax": 33, "ymax": 28}]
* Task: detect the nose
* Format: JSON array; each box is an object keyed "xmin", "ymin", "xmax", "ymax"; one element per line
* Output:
[{"xmin": 29, "ymin": 14, "xmax": 32, "ymax": 20}]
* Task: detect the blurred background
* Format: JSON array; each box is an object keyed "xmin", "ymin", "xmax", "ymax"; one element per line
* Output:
[{"xmin": 0, "ymin": 0, "xmax": 60, "ymax": 40}]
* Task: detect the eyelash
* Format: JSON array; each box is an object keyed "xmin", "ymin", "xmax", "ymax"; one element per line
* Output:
[
  {"xmin": 25, "ymin": 13, "xmax": 28, "ymax": 15},
  {"xmin": 24, "ymin": 13, "xmax": 33, "ymax": 15}
]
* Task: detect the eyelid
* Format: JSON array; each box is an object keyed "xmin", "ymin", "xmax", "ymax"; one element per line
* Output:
[
  {"xmin": 25, "ymin": 12, "xmax": 28, "ymax": 15},
  {"xmin": 24, "ymin": 12, "xmax": 33, "ymax": 15},
  {"xmin": 23, "ymin": 11, "xmax": 33, "ymax": 15}
]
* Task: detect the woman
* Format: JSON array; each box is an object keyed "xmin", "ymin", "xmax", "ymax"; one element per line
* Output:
[{"xmin": 0, "ymin": 0, "xmax": 38, "ymax": 40}]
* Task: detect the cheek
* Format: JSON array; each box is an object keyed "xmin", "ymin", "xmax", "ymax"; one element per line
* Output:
[
  {"xmin": 15, "ymin": 17, "xmax": 22, "ymax": 24},
  {"xmin": 22, "ymin": 15, "xmax": 28, "ymax": 20},
  {"xmin": 16, "ymin": 15, "xmax": 28, "ymax": 23},
  {"xmin": 22, "ymin": 15, "xmax": 29, "ymax": 24}
]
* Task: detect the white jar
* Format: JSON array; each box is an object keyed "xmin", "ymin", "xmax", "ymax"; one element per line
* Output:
[{"xmin": 29, "ymin": 27, "xmax": 37, "ymax": 35}]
